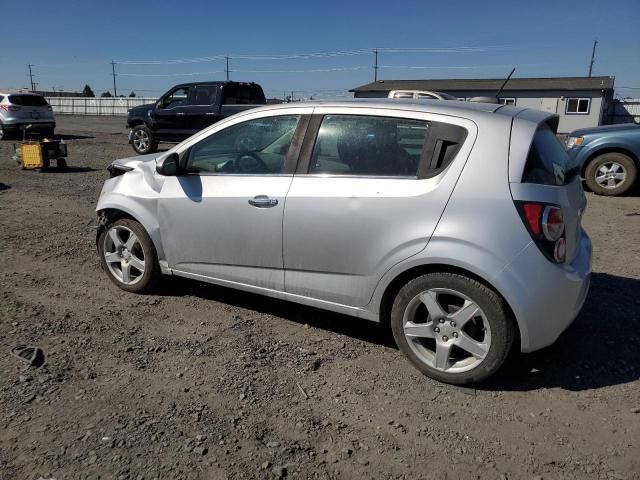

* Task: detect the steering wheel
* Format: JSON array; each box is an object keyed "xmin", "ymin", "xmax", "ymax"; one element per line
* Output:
[{"xmin": 233, "ymin": 152, "xmax": 270, "ymax": 173}]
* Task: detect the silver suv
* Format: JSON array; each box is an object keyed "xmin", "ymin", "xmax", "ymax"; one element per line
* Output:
[
  {"xmin": 96, "ymin": 100, "xmax": 592, "ymax": 385},
  {"xmin": 0, "ymin": 92, "xmax": 56, "ymax": 140}
]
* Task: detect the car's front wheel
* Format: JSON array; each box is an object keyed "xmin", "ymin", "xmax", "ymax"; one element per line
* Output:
[
  {"xmin": 584, "ymin": 152, "xmax": 637, "ymax": 196},
  {"xmin": 98, "ymin": 218, "xmax": 160, "ymax": 293},
  {"xmin": 391, "ymin": 272, "xmax": 515, "ymax": 385},
  {"xmin": 131, "ymin": 125, "xmax": 158, "ymax": 155}
]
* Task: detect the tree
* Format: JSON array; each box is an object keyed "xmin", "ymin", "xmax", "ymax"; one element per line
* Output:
[
  {"xmin": 82, "ymin": 84, "xmax": 95, "ymax": 97},
  {"xmin": 128, "ymin": 91, "xmax": 137, "ymax": 98},
  {"xmin": 100, "ymin": 91, "xmax": 113, "ymax": 98}
]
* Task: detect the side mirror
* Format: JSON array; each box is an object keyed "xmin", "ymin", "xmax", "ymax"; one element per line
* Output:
[{"xmin": 156, "ymin": 152, "xmax": 180, "ymax": 176}]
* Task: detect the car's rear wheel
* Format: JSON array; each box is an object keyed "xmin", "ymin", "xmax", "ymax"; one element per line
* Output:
[
  {"xmin": 131, "ymin": 125, "xmax": 158, "ymax": 155},
  {"xmin": 390, "ymin": 272, "xmax": 515, "ymax": 385},
  {"xmin": 0, "ymin": 123, "xmax": 8, "ymax": 141},
  {"xmin": 585, "ymin": 152, "xmax": 637, "ymax": 196},
  {"xmin": 98, "ymin": 218, "xmax": 160, "ymax": 293}
]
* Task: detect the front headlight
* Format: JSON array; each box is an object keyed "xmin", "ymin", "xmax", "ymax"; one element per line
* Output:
[{"xmin": 566, "ymin": 136, "xmax": 584, "ymax": 149}]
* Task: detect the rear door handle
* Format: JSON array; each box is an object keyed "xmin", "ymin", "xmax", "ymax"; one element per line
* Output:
[{"xmin": 248, "ymin": 195, "xmax": 278, "ymax": 208}]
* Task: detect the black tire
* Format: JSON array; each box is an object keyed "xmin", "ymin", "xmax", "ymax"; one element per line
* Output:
[
  {"xmin": 0, "ymin": 123, "xmax": 9, "ymax": 141},
  {"xmin": 390, "ymin": 272, "xmax": 515, "ymax": 385},
  {"xmin": 130, "ymin": 125, "xmax": 158, "ymax": 155},
  {"xmin": 98, "ymin": 218, "xmax": 160, "ymax": 293},
  {"xmin": 584, "ymin": 152, "xmax": 637, "ymax": 196}
]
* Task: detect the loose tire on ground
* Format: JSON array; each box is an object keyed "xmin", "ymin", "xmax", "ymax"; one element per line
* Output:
[
  {"xmin": 390, "ymin": 272, "xmax": 515, "ymax": 385},
  {"xmin": 98, "ymin": 218, "xmax": 160, "ymax": 293},
  {"xmin": 130, "ymin": 125, "xmax": 158, "ymax": 155},
  {"xmin": 584, "ymin": 152, "xmax": 637, "ymax": 196}
]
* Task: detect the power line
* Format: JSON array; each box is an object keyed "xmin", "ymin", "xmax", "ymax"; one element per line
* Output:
[{"xmin": 115, "ymin": 45, "xmax": 500, "ymax": 65}]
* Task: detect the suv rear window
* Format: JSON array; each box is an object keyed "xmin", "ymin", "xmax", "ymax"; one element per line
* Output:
[
  {"xmin": 8, "ymin": 95, "xmax": 49, "ymax": 107},
  {"xmin": 522, "ymin": 125, "xmax": 574, "ymax": 185}
]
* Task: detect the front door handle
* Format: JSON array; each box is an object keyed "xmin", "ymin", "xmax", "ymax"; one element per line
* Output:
[
  {"xmin": 176, "ymin": 112, "xmax": 185, "ymax": 116},
  {"xmin": 248, "ymin": 195, "xmax": 278, "ymax": 208}
]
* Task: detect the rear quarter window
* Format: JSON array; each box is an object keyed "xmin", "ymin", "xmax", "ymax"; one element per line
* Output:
[
  {"xmin": 522, "ymin": 126, "xmax": 575, "ymax": 185},
  {"xmin": 8, "ymin": 95, "xmax": 49, "ymax": 107}
]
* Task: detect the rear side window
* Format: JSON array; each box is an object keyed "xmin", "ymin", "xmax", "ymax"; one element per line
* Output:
[
  {"xmin": 522, "ymin": 125, "xmax": 573, "ymax": 185},
  {"xmin": 310, "ymin": 115, "xmax": 427, "ymax": 176},
  {"xmin": 309, "ymin": 115, "xmax": 467, "ymax": 178},
  {"xmin": 223, "ymin": 84, "xmax": 265, "ymax": 105},
  {"xmin": 192, "ymin": 85, "xmax": 219, "ymax": 105},
  {"xmin": 8, "ymin": 95, "xmax": 48, "ymax": 107},
  {"xmin": 0, "ymin": 95, "xmax": 4, "ymax": 102}
]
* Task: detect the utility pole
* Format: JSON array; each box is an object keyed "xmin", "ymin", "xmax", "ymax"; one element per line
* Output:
[
  {"xmin": 111, "ymin": 61, "xmax": 118, "ymax": 97},
  {"xmin": 588, "ymin": 40, "xmax": 598, "ymax": 77},
  {"xmin": 28, "ymin": 64, "xmax": 35, "ymax": 91},
  {"xmin": 373, "ymin": 49, "xmax": 379, "ymax": 82},
  {"xmin": 225, "ymin": 56, "xmax": 230, "ymax": 81}
]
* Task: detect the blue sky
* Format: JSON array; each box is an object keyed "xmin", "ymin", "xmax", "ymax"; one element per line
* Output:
[{"xmin": 2, "ymin": 0, "xmax": 639, "ymax": 99}]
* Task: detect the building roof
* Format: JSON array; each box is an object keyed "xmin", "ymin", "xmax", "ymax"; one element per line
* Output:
[{"xmin": 350, "ymin": 76, "xmax": 615, "ymax": 93}]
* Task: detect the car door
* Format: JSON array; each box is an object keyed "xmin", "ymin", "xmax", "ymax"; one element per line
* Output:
[
  {"xmin": 158, "ymin": 108, "xmax": 311, "ymax": 290},
  {"xmin": 282, "ymin": 107, "xmax": 474, "ymax": 307},
  {"xmin": 151, "ymin": 86, "xmax": 194, "ymax": 139},
  {"xmin": 188, "ymin": 85, "xmax": 222, "ymax": 132}
]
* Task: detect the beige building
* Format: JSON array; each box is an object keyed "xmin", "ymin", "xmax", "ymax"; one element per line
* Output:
[{"xmin": 350, "ymin": 76, "xmax": 615, "ymax": 134}]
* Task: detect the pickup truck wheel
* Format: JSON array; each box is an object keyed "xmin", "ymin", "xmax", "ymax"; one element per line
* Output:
[
  {"xmin": 585, "ymin": 153, "xmax": 637, "ymax": 196},
  {"xmin": 131, "ymin": 125, "xmax": 158, "ymax": 155}
]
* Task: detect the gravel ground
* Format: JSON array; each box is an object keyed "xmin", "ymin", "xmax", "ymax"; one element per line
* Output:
[{"xmin": 1, "ymin": 115, "xmax": 639, "ymax": 480}]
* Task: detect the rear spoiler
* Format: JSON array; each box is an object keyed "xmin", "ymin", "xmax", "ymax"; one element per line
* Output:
[{"xmin": 507, "ymin": 110, "xmax": 560, "ymax": 183}]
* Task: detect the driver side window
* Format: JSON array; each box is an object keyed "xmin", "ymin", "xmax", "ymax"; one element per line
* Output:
[
  {"xmin": 162, "ymin": 87, "xmax": 190, "ymax": 108},
  {"xmin": 187, "ymin": 115, "xmax": 300, "ymax": 175}
]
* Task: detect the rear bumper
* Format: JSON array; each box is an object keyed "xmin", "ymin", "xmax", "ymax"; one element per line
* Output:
[
  {"xmin": 3, "ymin": 121, "xmax": 55, "ymax": 131},
  {"xmin": 496, "ymin": 230, "xmax": 592, "ymax": 352}
]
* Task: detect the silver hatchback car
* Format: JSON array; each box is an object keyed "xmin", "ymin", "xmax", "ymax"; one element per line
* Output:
[{"xmin": 96, "ymin": 100, "xmax": 592, "ymax": 385}]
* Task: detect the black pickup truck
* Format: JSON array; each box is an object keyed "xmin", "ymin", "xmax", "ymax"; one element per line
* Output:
[{"xmin": 126, "ymin": 81, "xmax": 266, "ymax": 154}]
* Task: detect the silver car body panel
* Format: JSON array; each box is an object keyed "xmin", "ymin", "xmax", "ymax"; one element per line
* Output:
[
  {"xmin": 96, "ymin": 100, "xmax": 591, "ymax": 353},
  {"xmin": 283, "ymin": 106, "xmax": 478, "ymax": 307}
]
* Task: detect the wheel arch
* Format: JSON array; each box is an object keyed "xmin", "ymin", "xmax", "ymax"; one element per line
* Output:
[
  {"xmin": 96, "ymin": 206, "xmax": 165, "ymax": 261},
  {"xmin": 128, "ymin": 118, "xmax": 146, "ymax": 128},
  {"xmin": 378, "ymin": 262, "xmax": 521, "ymax": 351}
]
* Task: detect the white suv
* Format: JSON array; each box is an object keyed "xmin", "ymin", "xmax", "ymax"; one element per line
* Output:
[{"xmin": 0, "ymin": 92, "xmax": 56, "ymax": 140}]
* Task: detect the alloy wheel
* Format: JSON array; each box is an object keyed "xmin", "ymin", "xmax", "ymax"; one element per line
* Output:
[
  {"xmin": 133, "ymin": 129, "xmax": 150, "ymax": 152},
  {"xmin": 595, "ymin": 162, "xmax": 626, "ymax": 189},
  {"xmin": 402, "ymin": 288, "xmax": 491, "ymax": 373},
  {"xmin": 103, "ymin": 226, "xmax": 146, "ymax": 285}
]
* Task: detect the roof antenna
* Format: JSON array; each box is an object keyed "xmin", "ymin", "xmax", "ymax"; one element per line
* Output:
[{"xmin": 495, "ymin": 67, "xmax": 516, "ymax": 99}]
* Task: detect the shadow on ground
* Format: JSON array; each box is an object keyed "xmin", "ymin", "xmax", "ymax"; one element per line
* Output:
[
  {"xmin": 53, "ymin": 134, "xmax": 95, "ymax": 140},
  {"xmin": 160, "ymin": 272, "xmax": 639, "ymax": 391},
  {"xmin": 159, "ymin": 276, "xmax": 395, "ymax": 348},
  {"xmin": 487, "ymin": 272, "xmax": 640, "ymax": 391},
  {"xmin": 0, "ymin": 183, "xmax": 10, "ymax": 192},
  {"xmin": 42, "ymin": 166, "xmax": 97, "ymax": 174}
]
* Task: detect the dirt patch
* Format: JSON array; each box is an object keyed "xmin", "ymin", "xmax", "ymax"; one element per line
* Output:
[{"xmin": 1, "ymin": 116, "xmax": 639, "ymax": 479}]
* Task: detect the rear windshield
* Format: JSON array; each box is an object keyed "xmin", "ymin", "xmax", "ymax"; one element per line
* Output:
[
  {"xmin": 522, "ymin": 125, "xmax": 575, "ymax": 185},
  {"xmin": 8, "ymin": 95, "xmax": 49, "ymax": 107}
]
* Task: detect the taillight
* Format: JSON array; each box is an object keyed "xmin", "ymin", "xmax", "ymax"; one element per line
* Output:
[{"xmin": 517, "ymin": 202, "xmax": 566, "ymax": 263}]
